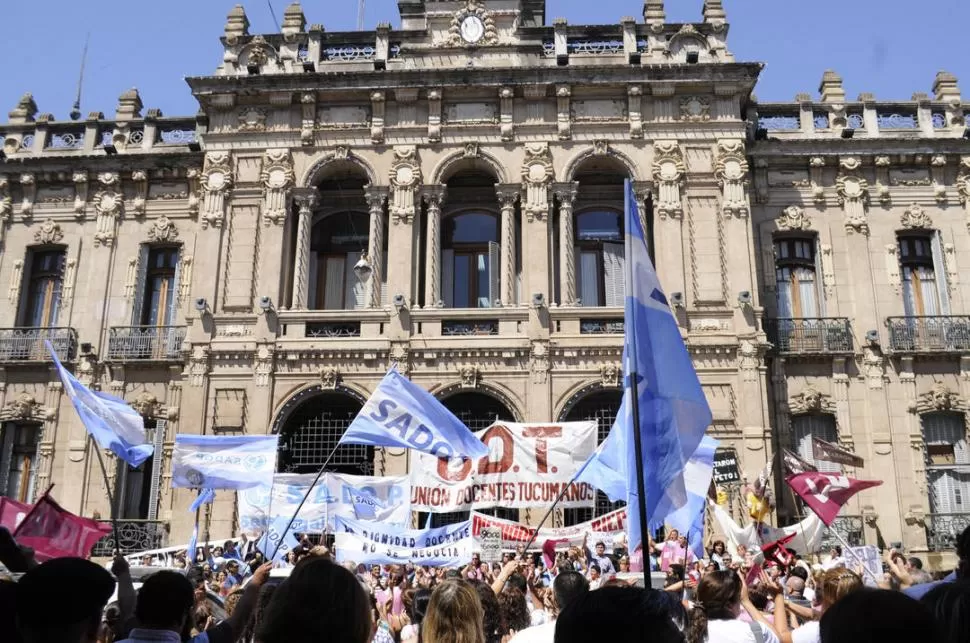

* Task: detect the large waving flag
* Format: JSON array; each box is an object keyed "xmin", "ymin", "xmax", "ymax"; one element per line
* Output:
[
  {"xmin": 662, "ymin": 435, "xmax": 718, "ymax": 559},
  {"xmin": 172, "ymin": 435, "xmax": 278, "ymax": 490},
  {"xmin": 347, "ymin": 484, "xmax": 389, "ymax": 521},
  {"xmin": 48, "ymin": 341, "xmax": 153, "ymax": 467},
  {"xmin": 13, "ymin": 492, "xmax": 112, "ymax": 561},
  {"xmin": 339, "ymin": 367, "xmax": 488, "ymax": 459},
  {"xmin": 786, "ymin": 472, "xmax": 882, "ymax": 526},
  {"xmin": 579, "ymin": 182, "xmax": 713, "ymax": 555}
]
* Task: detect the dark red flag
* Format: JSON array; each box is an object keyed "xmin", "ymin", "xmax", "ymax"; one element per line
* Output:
[
  {"xmin": 0, "ymin": 497, "xmax": 30, "ymax": 532},
  {"xmin": 786, "ymin": 472, "xmax": 882, "ymax": 526},
  {"xmin": 12, "ymin": 493, "xmax": 112, "ymax": 561},
  {"xmin": 761, "ymin": 532, "xmax": 797, "ymax": 568}
]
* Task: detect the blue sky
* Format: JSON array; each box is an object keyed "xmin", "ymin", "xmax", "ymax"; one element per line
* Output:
[{"xmin": 2, "ymin": 0, "xmax": 967, "ymax": 119}]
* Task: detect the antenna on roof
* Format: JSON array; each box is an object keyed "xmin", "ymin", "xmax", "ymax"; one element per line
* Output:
[
  {"xmin": 357, "ymin": 0, "xmax": 365, "ymax": 30},
  {"xmin": 266, "ymin": 0, "xmax": 281, "ymax": 31},
  {"xmin": 69, "ymin": 32, "xmax": 90, "ymax": 121}
]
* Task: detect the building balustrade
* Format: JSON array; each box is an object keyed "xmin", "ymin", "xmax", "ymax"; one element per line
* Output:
[
  {"xmin": 925, "ymin": 513, "xmax": 970, "ymax": 552},
  {"xmin": 764, "ymin": 317, "xmax": 853, "ymax": 354},
  {"xmin": 442, "ymin": 320, "xmax": 499, "ymax": 336},
  {"xmin": 886, "ymin": 316, "xmax": 970, "ymax": 353},
  {"xmin": 107, "ymin": 326, "xmax": 186, "ymax": 361},
  {"xmin": 819, "ymin": 515, "xmax": 865, "ymax": 550},
  {"xmin": 0, "ymin": 327, "xmax": 77, "ymax": 362},
  {"xmin": 306, "ymin": 322, "xmax": 361, "ymax": 338},
  {"xmin": 580, "ymin": 318, "xmax": 625, "ymax": 335},
  {"xmin": 91, "ymin": 520, "xmax": 169, "ymax": 556}
]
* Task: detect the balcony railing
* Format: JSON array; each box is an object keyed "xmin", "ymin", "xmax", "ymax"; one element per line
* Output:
[
  {"xmin": 107, "ymin": 326, "xmax": 185, "ymax": 361},
  {"xmin": 306, "ymin": 322, "xmax": 361, "ymax": 338},
  {"xmin": 886, "ymin": 316, "xmax": 970, "ymax": 353},
  {"xmin": 442, "ymin": 320, "xmax": 499, "ymax": 336},
  {"xmin": 0, "ymin": 327, "xmax": 77, "ymax": 361},
  {"xmin": 925, "ymin": 512, "xmax": 970, "ymax": 552},
  {"xmin": 580, "ymin": 318, "xmax": 624, "ymax": 335},
  {"xmin": 765, "ymin": 318, "xmax": 853, "ymax": 354},
  {"xmin": 819, "ymin": 515, "xmax": 865, "ymax": 550},
  {"xmin": 91, "ymin": 519, "xmax": 169, "ymax": 556}
]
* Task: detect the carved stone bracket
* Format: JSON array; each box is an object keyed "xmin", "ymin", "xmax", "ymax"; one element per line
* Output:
[
  {"xmin": 459, "ymin": 366, "xmax": 480, "ymax": 389},
  {"xmin": 389, "ymin": 146, "xmax": 422, "ymax": 225},
  {"xmin": 253, "ymin": 345, "xmax": 275, "ymax": 387},
  {"xmin": 958, "ymin": 156, "xmax": 970, "ymax": 232},
  {"xmin": 200, "ymin": 152, "xmax": 233, "ymax": 229},
  {"xmin": 874, "ymin": 155, "xmax": 892, "ymax": 205},
  {"xmin": 652, "ymin": 141, "xmax": 685, "ymax": 219},
  {"xmin": 776, "ymin": 205, "xmax": 812, "ymax": 231},
  {"xmin": 886, "ymin": 244, "xmax": 901, "ymax": 294},
  {"xmin": 556, "ymin": 85, "xmax": 571, "ymax": 140},
  {"xmin": 908, "ymin": 382, "xmax": 969, "ymax": 415},
  {"xmin": 0, "ymin": 175, "xmax": 11, "ymax": 225},
  {"xmin": 441, "ymin": 0, "xmax": 498, "ymax": 48},
  {"xmin": 836, "ymin": 157, "xmax": 869, "ymax": 235},
  {"xmin": 737, "ymin": 340, "xmax": 762, "ymax": 382},
  {"xmin": 628, "ymin": 85, "xmax": 643, "ymax": 139},
  {"xmin": 319, "ymin": 366, "xmax": 340, "ymax": 389},
  {"xmin": 900, "ymin": 203, "xmax": 932, "ymax": 229},
  {"xmin": 860, "ymin": 347, "xmax": 887, "ymax": 390},
  {"xmin": 931, "ymin": 155, "xmax": 947, "ymax": 205},
  {"xmin": 0, "ymin": 392, "xmax": 55, "ymax": 422},
  {"xmin": 599, "ymin": 363, "xmax": 621, "ymax": 388},
  {"xmin": 809, "ymin": 157, "xmax": 825, "ymax": 205},
  {"xmin": 20, "ymin": 173, "xmax": 36, "ymax": 218},
  {"xmin": 371, "ymin": 91, "xmax": 386, "ymax": 144},
  {"xmin": 530, "ymin": 341, "xmax": 550, "ymax": 384},
  {"xmin": 147, "ymin": 215, "xmax": 179, "ymax": 243},
  {"xmin": 714, "ymin": 140, "xmax": 749, "ymax": 218},
  {"xmin": 428, "ymin": 89, "xmax": 442, "ymax": 143},
  {"xmin": 186, "ymin": 167, "xmax": 201, "ymax": 217},
  {"xmin": 520, "ymin": 143, "xmax": 554, "ymax": 222},
  {"xmin": 300, "ymin": 92, "xmax": 316, "ymax": 146},
  {"xmin": 130, "ymin": 169, "xmax": 148, "ymax": 216},
  {"xmin": 93, "ymin": 172, "xmax": 123, "ymax": 247},
  {"xmin": 33, "ymin": 219, "xmax": 63, "ymax": 244},
  {"xmin": 788, "ymin": 385, "xmax": 836, "ymax": 415},
  {"xmin": 499, "ymin": 86, "xmax": 515, "ymax": 141},
  {"xmin": 72, "ymin": 171, "xmax": 88, "ymax": 219},
  {"xmin": 261, "ymin": 149, "xmax": 294, "ymax": 226}
]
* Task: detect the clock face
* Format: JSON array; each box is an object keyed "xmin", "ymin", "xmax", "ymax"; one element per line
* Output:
[{"xmin": 460, "ymin": 15, "xmax": 485, "ymax": 43}]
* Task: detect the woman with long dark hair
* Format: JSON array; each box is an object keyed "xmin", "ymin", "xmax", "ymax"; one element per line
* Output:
[{"xmin": 685, "ymin": 570, "xmax": 779, "ymax": 643}]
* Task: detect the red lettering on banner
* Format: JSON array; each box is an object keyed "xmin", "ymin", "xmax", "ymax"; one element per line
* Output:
[
  {"xmin": 478, "ymin": 425, "xmax": 515, "ymax": 475},
  {"xmin": 521, "ymin": 425, "xmax": 562, "ymax": 474}
]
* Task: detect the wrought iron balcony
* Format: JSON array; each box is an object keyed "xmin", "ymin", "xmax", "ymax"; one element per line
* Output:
[
  {"xmin": 580, "ymin": 318, "xmax": 625, "ymax": 335},
  {"xmin": 442, "ymin": 320, "xmax": 499, "ymax": 336},
  {"xmin": 91, "ymin": 519, "xmax": 169, "ymax": 556},
  {"xmin": 0, "ymin": 327, "xmax": 77, "ymax": 362},
  {"xmin": 886, "ymin": 316, "xmax": 970, "ymax": 353},
  {"xmin": 819, "ymin": 514, "xmax": 865, "ymax": 550},
  {"xmin": 306, "ymin": 322, "xmax": 361, "ymax": 338},
  {"xmin": 107, "ymin": 326, "xmax": 186, "ymax": 361},
  {"xmin": 764, "ymin": 318, "xmax": 853, "ymax": 354},
  {"xmin": 925, "ymin": 513, "xmax": 970, "ymax": 552}
]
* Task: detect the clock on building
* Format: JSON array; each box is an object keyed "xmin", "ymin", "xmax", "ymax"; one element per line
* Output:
[{"xmin": 460, "ymin": 15, "xmax": 486, "ymax": 44}]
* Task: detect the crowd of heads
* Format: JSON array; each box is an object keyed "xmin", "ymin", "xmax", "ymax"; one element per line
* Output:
[{"xmin": 1, "ymin": 523, "xmax": 970, "ymax": 643}]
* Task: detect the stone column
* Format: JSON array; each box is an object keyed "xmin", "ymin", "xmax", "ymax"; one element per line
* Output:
[
  {"xmin": 496, "ymin": 185, "xmax": 520, "ymax": 306},
  {"xmin": 422, "ymin": 186, "xmax": 446, "ymax": 308},
  {"xmin": 364, "ymin": 186, "xmax": 389, "ymax": 308},
  {"xmin": 290, "ymin": 189, "xmax": 318, "ymax": 309},
  {"xmin": 553, "ymin": 183, "xmax": 578, "ymax": 306}
]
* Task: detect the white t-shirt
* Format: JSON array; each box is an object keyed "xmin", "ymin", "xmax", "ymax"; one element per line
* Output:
[
  {"xmin": 509, "ymin": 621, "xmax": 556, "ymax": 643},
  {"xmin": 706, "ymin": 619, "xmax": 781, "ymax": 643},
  {"xmin": 791, "ymin": 621, "xmax": 819, "ymax": 643}
]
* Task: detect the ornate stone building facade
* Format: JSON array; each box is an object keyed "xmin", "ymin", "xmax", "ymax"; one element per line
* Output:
[{"xmin": 0, "ymin": 0, "xmax": 967, "ymax": 564}]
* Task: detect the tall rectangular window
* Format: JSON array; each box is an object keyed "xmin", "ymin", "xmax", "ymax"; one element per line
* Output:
[
  {"xmin": 115, "ymin": 419, "xmax": 165, "ymax": 519},
  {"xmin": 0, "ymin": 423, "xmax": 40, "ymax": 503},
  {"xmin": 774, "ymin": 237, "xmax": 818, "ymax": 318},
  {"xmin": 791, "ymin": 414, "xmax": 840, "ymax": 473},
  {"xmin": 141, "ymin": 247, "xmax": 180, "ymax": 326},
  {"xmin": 20, "ymin": 249, "xmax": 66, "ymax": 327},
  {"xmin": 898, "ymin": 233, "xmax": 947, "ymax": 317},
  {"xmin": 922, "ymin": 413, "xmax": 970, "ymax": 515}
]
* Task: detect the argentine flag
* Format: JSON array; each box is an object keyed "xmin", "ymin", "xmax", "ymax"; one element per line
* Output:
[
  {"xmin": 662, "ymin": 435, "xmax": 719, "ymax": 559},
  {"xmin": 577, "ymin": 181, "xmax": 713, "ymax": 554}
]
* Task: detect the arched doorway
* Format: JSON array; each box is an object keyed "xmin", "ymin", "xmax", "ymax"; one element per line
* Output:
[
  {"xmin": 274, "ymin": 387, "xmax": 373, "ymax": 476},
  {"xmin": 423, "ymin": 390, "xmax": 517, "ymax": 527},
  {"xmin": 560, "ymin": 388, "xmax": 625, "ymax": 526}
]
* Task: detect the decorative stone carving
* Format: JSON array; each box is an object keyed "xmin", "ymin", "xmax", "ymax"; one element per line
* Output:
[
  {"xmin": 788, "ymin": 386, "xmax": 836, "ymax": 415},
  {"xmin": 860, "ymin": 347, "xmax": 886, "ymax": 390},
  {"xmin": 819, "ymin": 243, "xmax": 836, "ymax": 298},
  {"xmin": 600, "ymin": 364, "xmax": 621, "ymax": 388},
  {"xmin": 33, "ymin": 219, "xmax": 63, "ymax": 244},
  {"xmin": 958, "ymin": 156, "xmax": 970, "ymax": 232},
  {"xmin": 908, "ymin": 383, "xmax": 968, "ymax": 414},
  {"xmin": 459, "ymin": 366, "xmax": 480, "ymax": 389},
  {"xmin": 187, "ymin": 347, "xmax": 209, "ymax": 387},
  {"xmin": 389, "ymin": 146, "xmax": 422, "ymax": 225},
  {"xmin": 556, "ymin": 85, "xmax": 571, "ymax": 140},
  {"xmin": 874, "ymin": 155, "xmax": 892, "ymax": 205},
  {"xmin": 500, "ymin": 86, "xmax": 514, "ymax": 141},
  {"xmin": 300, "ymin": 92, "xmax": 316, "ymax": 146},
  {"xmin": 628, "ymin": 85, "xmax": 643, "ymax": 139},
  {"xmin": 900, "ymin": 203, "xmax": 932, "ymax": 229},
  {"xmin": 679, "ymin": 96, "xmax": 711, "ymax": 122},
  {"xmin": 291, "ymin": 190, "xmax": 319, "ymax": 309},
  {"xmin": 130, "ymin": 169, "xmax": 148, "ymax": 216},
  {"xmin": 931, "ymin": 155, "xmax": 948, "ymax": 204},
  {"xmin": 237, "ymin": 107, "xmax": 267, "ymax": 132},
  {"xmin": 253, "ymin": 345, "xmax": 274, "ymax": 387},
  {"xmin": 530, "ymin": 341, "xmax": 550, "ymax": 384},
  {"xmin": 0, "ymin": 175, "xmax": 11, "ymax": 222},
  {"xmin": 186, "ymin": 167, "xmax": 201, "ymax": 216},
  {"xmin": 320, "ymin": 366, "xmax": 340, "ymax": 389},
  {"xmin": 808, "ymin": 157, "xmax": 826, "ymax": 205},
  {"xmin": 371, "ymin": 91, "xmax": 385, "ymax": 144},
  {"xmin": 738, "ymin": 340, "xmax": 761, "ymax": 381},
  {"xmin": 714, "ymin": 140, "xmax": 749, "ymax": 218},
  {"xmin": 776, "ymin": 205, "xmax": 812, "ymax": 231},
  {"xmin": 520, "ymin": 144, "xmax": 554, "ymax": 222},
  {"xmin": 178, "ymin": 256, "xmax": 193, "ymax": 306},
  {"xmin": 652, "ymin": 141, "xmax": 685, "ymax": 219},
  {"xmin": 261, "ymin": 149, "xmax": 294, "ymax": 226},
  {"xmin": 92, "ymin": 172, "xmax": 123, "ymax": 246},
  {"xmin": 8, "ymin": 260, "xmax": 23, "ymax": 304},
  {"xmin": 441, "ymin": 0, "xmax": 498, "ymax": 48},
  {"xmin": 427, "ymin": 89, "xmax": 442, "ymax": 143},
  {"xmin": 130, "ymin": 392, "xmax": 161, "ymax": 418},
  {"xmin": 147, "ymin": 215, "xmax": 179, "ymax": 243},
  {"xmin": 61, "ymin": 254, "xmax": 78, "ymax": 313},
  {"xmin": 886, "ymin": 244, "xmax": 901, "ymax": 294},
  {"xmin": 943, "ymin": 242, "xmax": 959, "ymax": 292},
  {"xmin": 200, "ymin": 152, "xmax": 233, "ymax": 229},
  {"xmin": 19, "ymin": 173, "xmax": 36, "ymax": 218},
  {"xmin": 72, "ymin": 171, "xmax": 88, "ymax": 218},
  {"xmin": 2, "ymin": 393, "xmax": 40, "ymax": 420},
  {"xmin": 836, "ymin": 157, "xmax": 869, "ymax": 235}
]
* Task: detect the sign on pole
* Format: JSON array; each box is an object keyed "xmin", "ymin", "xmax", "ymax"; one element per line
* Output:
[
  {"xmin": 480, "ymin": 526, "xmax": 503, "ymax": 563},
  {"xmin": 712, "ymin": 448, "xmax": 742, "ymax": 485}
]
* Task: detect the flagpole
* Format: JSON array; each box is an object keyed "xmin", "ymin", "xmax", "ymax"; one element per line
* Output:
[
  {"xmin": 270, "ymin": 443, "xmax": 339, "ymax": 560},
  {"xmin": 91, "ymin": 441, "xmax": 121, "ymax": 553},
  {"xmin": 520, "ymin": 467, "xmax": 588, "ymax": 554}
]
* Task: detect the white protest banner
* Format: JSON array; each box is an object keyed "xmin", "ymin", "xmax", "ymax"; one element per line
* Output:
[
  {"xmin": 238, "ymin": 473, "xmax": 410, "ymax": 536},
  {"xmin": 470, "ymin": 507, "xmax": 627, "ymax": 551},
  {"xmin": 849, "ymin": 545, "xmax": 882, "ymax": 586},
  {"xmin": 333, "ymin": 515, "xmax": 475, "ymax": 567},
  {"xmin": 410, "ymin": 421, "xmax": 598, "ymax": 512}
]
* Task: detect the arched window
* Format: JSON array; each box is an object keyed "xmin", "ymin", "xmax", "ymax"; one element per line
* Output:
[
  {"xmin": 790, "ymin": 413, "xmax": 839, "ymax": 473},
  {"xmin": 575, "ymin": 210, "xmax": 625, "ymax": 307},
  {"xmin": 561, "ymin": 390, "xmax": 624, "ymax": 526},
  {"xmin": 442, "ymin": 212, "xmax": 499, "ymax": 309},
  {"xmin": 276, "ymin": 390, "xmax": 373, "ymax": 475},
  {"xmin": 310, "ymin": 213, "xmax": 370, "ymax": 310}
]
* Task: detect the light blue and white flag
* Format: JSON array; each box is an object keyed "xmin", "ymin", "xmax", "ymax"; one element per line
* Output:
[
  {"xmin": 172, "ymin": 435, "xmax": 278, "ymax": 490},
  {"xmin": 47, "ymin": 341, "xmax": 153, "ymax": 467},
  {"xmin": 186, "ymin": 522, "xmax": 200, "ymax": 567},
  {"xmin": 339, "ymin": 367, "xmax": 488, "ymax": 459},
  {"xmin": 346, "ymin": 484, "xmax": 386, "ymax": 520},
  {"xmin": 256, "ymin": 515, "xmax": 300, "ymax": 564},
  {"xmin": 190, "ymin": 488, "xmax": 216, "ymax": 513},
  {"xmin": 577, "ymin": 181, "xmax": 713, "ymax": 554},
  {"xmin": 662, "ymin": 435, "xmax": 719, "ymax": 559}
]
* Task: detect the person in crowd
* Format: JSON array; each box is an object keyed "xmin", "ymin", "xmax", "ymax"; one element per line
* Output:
[
  {"xmin": 242, "ymin": 580, "xmax": 279, "ymax": 643},
  {"xmin": 15, "ymin": 557, "xmax": 116, "ymax": 643},
  {"xmin": 97, "ymin": 604, "xmax": 122, "ymax": 643},
  {"xmin": 257, "ymin": 557, "xmax": 370, "ymax": 643},
  {"xmin": 470, "ymin": 580, "xmax": 508, "ymax": 643},
  {"xmin": 423, "ymin": 580, "xmax": 486, "ymax": 643},
  {"xmin": 786, "ymin": 566, "xmax": 814, "ymax": 604},
  {"xmin": 555, "ymin": 585, "xmax": 684, "ymax": 643},
  {"xmin": 222, "ymin": 560, "xmax": 243, "ymax": 593},
  {"xmin": 685, "ymin": 570, "xmax": 780, "ymax": 643},
  {"xmin": 769, "ymin": 566, "xmax": 863, "ymax": 643},
  {"xmin": 710, "ymin": 541, "xmax": 729, "ymax": 571},
  {"xmin": 400, "ymin": 588, "xmax": 433, "ymax": 643},
  {"xmin": 583, "ymin": 535, "xmax": 615, "ymax": 576},
  {"xmin": 655, "ymin": 529, "xmax": 684, "ymax": 572},
  {"xmin": 819, "ymin": 588, "xmax": 940, "ymax": 643},
  {"xmin": 587, "ymin": 562, "xmax": 601, "ymax": 589},
  {"xmin": 618, "ymin": 555, "xmax": 631, "ymax": 573},
  {"xmin": 920, "ymin": 580, "xmax": 970, "ymax": 643},
  {"xmin": 820, "ymin": 547, "xmax": 843, "ymax": 571},
  {"xmin": 498, "ymin": 587, "xmax": 531, "ymax": 634},
  {"xmin": 784, "ymin": 576, "xmax": 811, "ymax": 612},
  {"xmin": 118, "ymin": 561, "xmax": 270, "ymax": 643},
  {"xmin": 904, "ymin": 524, "xmax": 969, "ymax": 598}
]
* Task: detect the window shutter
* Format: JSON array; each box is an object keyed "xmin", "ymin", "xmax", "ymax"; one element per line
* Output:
[
  {"xmin": 344, "ymin": 252, "xmax": 365, "ymax": 309},
  {"xmin": 442, "ymin": 249, "xmax": 454, "ymax": 308},
  {"xmin": 931, "ymin": 231, "xmax": 951, "ymax": 315},
  {"xmin": 323, "ymin": 256, "xmax": 345, "ymax": 310},
  {"xmin": 147, "ymin": 419, "xmax": 166, "ymax": 520},
  {"xmin": 574, "ymin": 247, "xmax": 582, "ymax": 306},
  {"xmin": 131, "ymin": 245, "xmax": 150, "ymax": 325},
  {"xmin": 16, "ymin": 255, "xmax": 33, "ymax": 327},
  {"xmin": 49, "ymin": 252, "xmax": 67, "ymax": 326},
  {"xmin": 488, "ymin": 241, "xmax": 500, "ymax": 308},
  {"xmin": 166, "ymin": 250, "xmax": 182, "ymax": 326},
  {"xmin": 814, "ymin": 237, "xmax": 827, "ymax": 317},
  {"xmin": 602, "ymin": 242, "xmax": 626, "ymax": 307}
]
